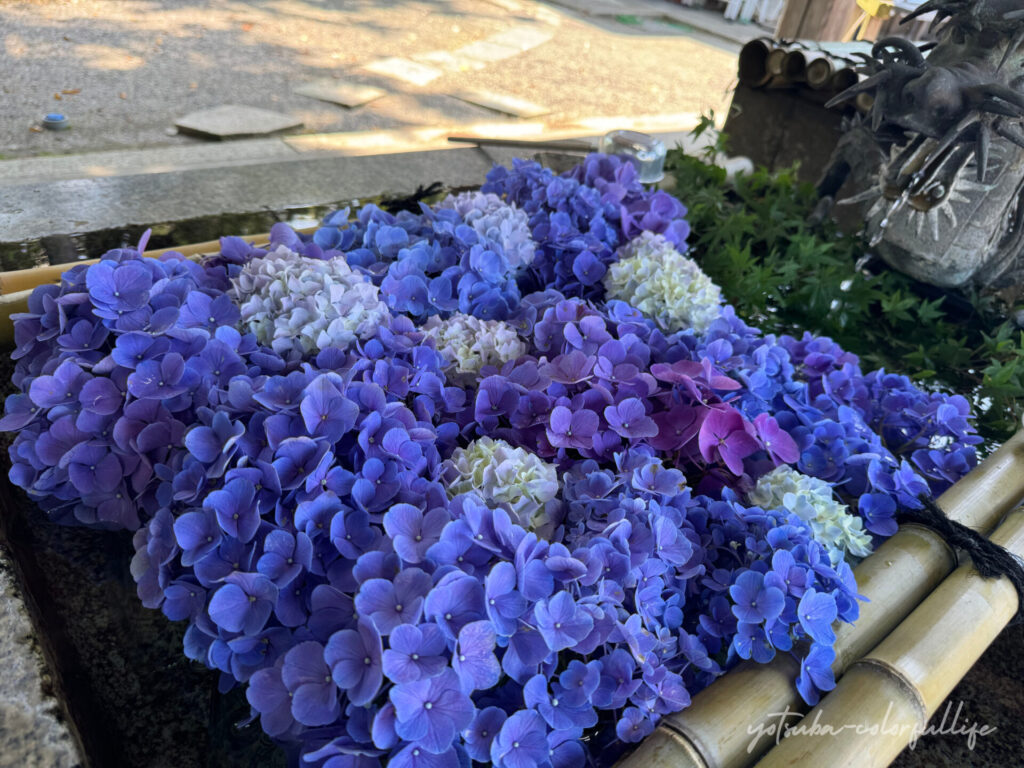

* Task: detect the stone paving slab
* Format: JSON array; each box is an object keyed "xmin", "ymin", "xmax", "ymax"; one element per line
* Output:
[
  {"xmin": 0, "ymin": 113, "xmax": 708, "ymax": 244},
  {"xmin": 0, "ymin": 547, "xmax": 84, "ymax": 768},
  {"xmin": 411, "ymin": 50, "xmax": 486, "ymax": 73},
  {"xmin": 545, "ymin": 0, "xmax": 671, "ymax": 18},
  {"xmin": 361, "ymin": 58, "xmax": 443, "ymax": 87},
  {"xmin": 488, "ymin": 25, "xmax": 556, "ymax": 51},
  {"xmin": 293, "ymin": 80, "xmax": 387, "ymax": 108},
  {"xmin": 451, "ymin": 89, "xmax": 551, "ymax": 118},
  {"xmin": 174, "ymin": 105, "xmax": 304, "ymax": 140},
  {"xmin": 452, "ymin": 39, "xmax": 523, "ymax": 63}
]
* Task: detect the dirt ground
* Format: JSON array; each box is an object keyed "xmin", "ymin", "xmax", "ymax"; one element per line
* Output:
[{"xmin": 0, "ymin": 0, "xmax": 738, "ymax": 158}]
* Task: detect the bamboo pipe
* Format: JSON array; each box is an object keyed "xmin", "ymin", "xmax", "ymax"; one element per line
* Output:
[
  {"xmin": 781, "ymin": 50, "xmax": 809, "ymax": 84},
  {"xmin": 766, "ymin": 46, "xmax": 789, "ymax": 78},
  {"xmin": 855, "ymin": 92, "xmax": 876, "ymax": 114},
  {"xmin": 831, "ymin": 68, "xmax": 859, "ymax": 94},
  {"xmin": 804, "ymin": 55, "xmax": 836, "ymax": 90},
  {"xmin": 618, "ymin": 429, "xmax": 1024, "ymax": 768},
  {"xmin": 754, "ymin": 509, "xmax": 1024, "ymax": 768},
  {"xmin": 738, "ymin": 40, "xmax": 774, "ymax": 88}
]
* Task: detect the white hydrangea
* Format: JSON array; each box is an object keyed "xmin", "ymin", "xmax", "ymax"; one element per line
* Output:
[
  {"xmin": 232, "ymin": 245, "xmax": 390, "ymax": 356},
  {"xmin": 439, "ymin": 191, "xmax": 536, "ymax": 271},
  {"xmin": 748, "ymin": 466, "xmax": 874, "ymax": 566},
  {"xmin": 445, "ymin": 437, "xmax": 560, "ymax": 532},
  {"xmin": 422, "ymin": 313, "xmax": 526, "ymax": 377},
  {"xmin": 604, "ymin": 232, "xmax": 722, "ymax": 334}
]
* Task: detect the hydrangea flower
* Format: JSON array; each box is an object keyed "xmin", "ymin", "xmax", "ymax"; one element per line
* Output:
[
  {"xmin": 748, "ymin": 466, "xmax": 874, "ymax": 565},
  {"xmin": 0, "ymin": 154, "xmax": 983, "ymax": 768},
  {"xmin": 421, "ymin": 313, "xmax": 526, "ymax": 377},
  {"xmin": 232, "ymin": 245, "xmax": 391, "ymax": 357},
  {"xmin": 444, "ymin": 437, "xmax": 559, "ymax": 532},
  {"xmin": 604, "ymin": 232, "xmax": 722, "ymax": 333},
  {"xmin": 438, "ymin": 191, "xmax": 536, "ymax": 271}
]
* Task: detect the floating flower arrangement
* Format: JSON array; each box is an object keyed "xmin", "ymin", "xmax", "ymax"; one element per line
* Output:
[{"xmin": 1, "ymin": 155, "xmax": 980, "ymax": 768}]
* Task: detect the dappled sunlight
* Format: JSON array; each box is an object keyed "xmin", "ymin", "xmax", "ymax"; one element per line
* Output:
[
  {"xmin": 74, "ymin": 43, "xmax": 146, "ymax": 70},
  {"xmin": 4, "ymin": 33, "xmax": 30, "ymax": 58},
  {"xmin": 0, "ymin": 0, "xmax": 733, "ymax": 160},
  {"xmin": 362, "ymin": 91, "xmax": 487, "ymax": 127},
  {"xmin": 81, "ymin": 165, "xmax": 116, "ymax": 177}
]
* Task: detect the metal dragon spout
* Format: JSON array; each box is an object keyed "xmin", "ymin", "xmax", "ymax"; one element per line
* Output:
[{"xmin": 824, "ymin": 0, "xmax": 1024, "ymax": 290}]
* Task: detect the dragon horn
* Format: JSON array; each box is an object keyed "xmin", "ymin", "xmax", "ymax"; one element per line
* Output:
[
  {"xmin": 872, "ymin": 37, "xmax": 927, "ymax": 68},
  {"xmin": 900, "ymin": 0, "xmax": 946, "ymax": 25},
  {"xmin": 995, "ymin": 121, "xmax": 1024, "ymax": 150},
  {"xmin": 825, "ymin": 70, "xmax": 891, "ymax": 109},
  {"xmin": 978, "ymin": 99, "xmax": 1022, "ymax": 118}
]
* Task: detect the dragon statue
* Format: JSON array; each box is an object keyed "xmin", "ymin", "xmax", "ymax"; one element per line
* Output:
[{"xmin": 824, "ymin": 0, "xmax": 1024, "ymax": 293}]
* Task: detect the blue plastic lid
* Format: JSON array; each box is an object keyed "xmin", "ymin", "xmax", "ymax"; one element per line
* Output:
[{"xmin": 45, "ymin": 113, "xmax": 66, "ymax": 121}]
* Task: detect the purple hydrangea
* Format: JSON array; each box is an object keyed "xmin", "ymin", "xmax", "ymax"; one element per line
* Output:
[{"xmin": 0, "ymin": 155, "xmax": 984, "ymax": 768}]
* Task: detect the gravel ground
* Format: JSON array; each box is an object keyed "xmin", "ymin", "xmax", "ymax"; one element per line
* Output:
[{"xmin": 0, "ymin": 0, "xmax": 737, "ymax": 158}]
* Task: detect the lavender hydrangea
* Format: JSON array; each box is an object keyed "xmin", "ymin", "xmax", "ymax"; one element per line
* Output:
[
  {"xmin": 232, "ymin": 245, "xmax": 391, "ymax": 357},
  {"xmin": 439, "ymin": 190, "xmax": 536, "ymax": 271}
]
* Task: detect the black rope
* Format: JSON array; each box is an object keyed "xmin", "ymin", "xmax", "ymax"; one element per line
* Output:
[{"xmin": 900, "ymin": 496, "xmax": 1024, "ymax": 625}]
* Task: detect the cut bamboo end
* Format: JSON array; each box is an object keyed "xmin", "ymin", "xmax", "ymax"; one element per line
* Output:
[
  {"xmin": 805, "ymin": 56, "xmax": 836, "ymax": 90},
  {"xmin": 781, "ymin": 50, "xmax": 808, "ymax": 83},
  {"xmin": 754, "ymin": 510, "xmax": 1024, "ymax": 768},
  {"xmin": 739, "ymin": 40, "xmax": 774, "ymax": 88},
  {"xmin": 855, "ymin": 92, "xmax": 875, "ymax": 113},
  {"xmin": 766, "ymin": 47, "xmax": 789, "ymax": 78},
  {"xmin": 831, "ymin": 68, "xmax": 859, "ymax": 94},
  {"xmin": 621, "ymin": 429, "xmax": 1024, "ymax": 768}
]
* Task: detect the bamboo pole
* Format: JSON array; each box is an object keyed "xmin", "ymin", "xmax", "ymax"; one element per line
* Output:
[
  {"xmin": 0, "ymin": 226, "xmax": 321, "ymax": 298},
  {"xmin": 0, "ymin": 236, "xmax": 226, "ymax": 296},
  {"xmin": 618, "ymin": 429, "xmax": 1024, "ymax": 768},
  {"xmin": 0, "ymin": 230, "xmax": 312, "ymax": 346},
  {"xmin": 754, "ymin": 509, "xmax": 1024, "ymax": 768}
]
